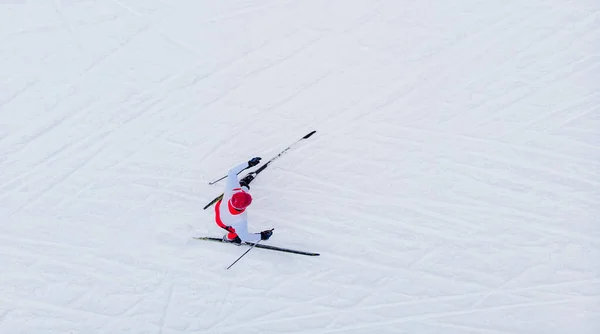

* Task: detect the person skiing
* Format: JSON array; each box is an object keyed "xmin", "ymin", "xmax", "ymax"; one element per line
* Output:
[{"xmin": 214, "ymin": 157, "xmax": 273, "ymax": 245}]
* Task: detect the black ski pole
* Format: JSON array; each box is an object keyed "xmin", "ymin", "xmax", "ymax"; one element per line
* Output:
[
  {"xmin": 226, "ymin": 240, "xmax": 260, "ymax": 270},
  {"xmin": 226, "ymin": 229, "xmax": 273, "ymax": 270},
  {"xmin": 203, "ymin": 130, "xmax": 316, "ymax": 210}
]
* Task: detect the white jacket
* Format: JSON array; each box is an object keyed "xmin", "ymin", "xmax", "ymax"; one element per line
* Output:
[{"xmin": 216, "ymin": 162, "xmax": 261, "ymax": 242}]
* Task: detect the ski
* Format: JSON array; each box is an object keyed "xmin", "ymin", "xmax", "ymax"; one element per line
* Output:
[
  {"xmin": 194, "ymin": 237, "xmax": 320, "ymax": 256},
  {"xmin": 203, "ymin": 130, "xmax": 317, "ymax": 210}
]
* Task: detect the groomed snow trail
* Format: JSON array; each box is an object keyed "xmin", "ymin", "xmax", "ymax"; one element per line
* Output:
[{"xmin": 1, "ymin": 1, "xmax": 599, "ymax": 333}]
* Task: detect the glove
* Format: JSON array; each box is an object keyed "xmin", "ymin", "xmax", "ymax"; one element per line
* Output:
[
  {"xmin": 260, "ymin": 229, "xmax": 273, "ymax": 241},
  {"xmin": 248, "ymin": 157, "xmax": 261, "ymax": 167},
  {"xmin": 239, "ymin": 174, "xmax": 255, "ymax": 190}
]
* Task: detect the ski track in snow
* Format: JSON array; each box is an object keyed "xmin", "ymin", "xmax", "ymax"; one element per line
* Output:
[{"xmin": 1, "ymin": 0, "xmax": 599, "ymax": 333}]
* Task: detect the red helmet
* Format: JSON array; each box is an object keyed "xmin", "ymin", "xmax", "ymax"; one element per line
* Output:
[{"xmin": 230, "ymin": 191, "xmax": 252, "ymax": 210}]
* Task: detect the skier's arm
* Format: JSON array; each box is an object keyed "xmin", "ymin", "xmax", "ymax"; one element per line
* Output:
[
  {"xmin": 233, "ymin": 221, "xmax": 261, "ymax": 243},
  {"xmin": 224, "ymin": 162, "xmax": 248, "ymax": 200}
]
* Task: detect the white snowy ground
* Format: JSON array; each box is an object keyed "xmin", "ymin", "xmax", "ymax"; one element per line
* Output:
[{"xmin": 1, "ymin": 1, "xmax": 599, "ymax": 333}]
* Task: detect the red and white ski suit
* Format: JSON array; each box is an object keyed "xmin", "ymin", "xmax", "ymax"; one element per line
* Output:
[{"xmin": 214, "ymin": 162, "xmax": 261, "ymax": 243}]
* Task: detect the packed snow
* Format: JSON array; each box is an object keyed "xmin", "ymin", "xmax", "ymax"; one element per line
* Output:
[{"xmin": 1, "ymin": 1, "xmax": 599, "ymax": 333}]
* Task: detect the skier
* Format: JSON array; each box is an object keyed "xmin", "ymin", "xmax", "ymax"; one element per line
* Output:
[{"xmin": 214, "ymin": 157, "xmax": 273, "ymax": 245}]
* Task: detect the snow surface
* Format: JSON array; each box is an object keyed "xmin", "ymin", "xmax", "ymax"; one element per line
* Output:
[{"xmin": 1, "ymin": 1, "xmax": 599, "ymax": 333}]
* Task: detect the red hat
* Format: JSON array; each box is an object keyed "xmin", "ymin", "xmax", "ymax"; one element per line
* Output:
[{"xmin": 230, "ymin": 191, "xmax": 252, "ymax": 210}]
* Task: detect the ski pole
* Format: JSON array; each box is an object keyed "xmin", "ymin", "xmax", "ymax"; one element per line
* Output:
[
  {"xmin": 203, "ymin": 130, "xmax": 316, "ymax": 210},
  {"xmin": 226, "ymin": 229, "xmax": 273, "ymax": 270},
  {"xmin": 208, "ymin": 167, "xmax": 250, "ymax": 185},
  {"xmin": 226, "ymin": 241, "xmax": 260, "ymax": 270}
]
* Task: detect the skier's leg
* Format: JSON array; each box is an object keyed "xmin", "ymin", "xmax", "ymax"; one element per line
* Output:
[{"xmin": 223, "ymin": 227, "xmax": 242, "ymax": 244}]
